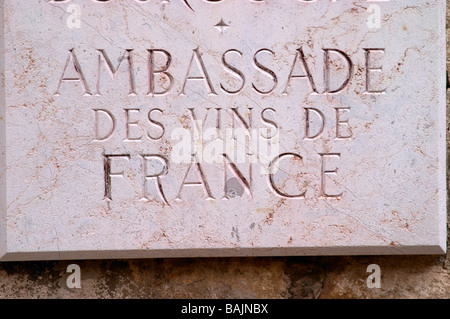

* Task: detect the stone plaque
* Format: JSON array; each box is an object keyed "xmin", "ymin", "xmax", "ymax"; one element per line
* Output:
[{"xmin": 0, "ymin": 0, "xmax": 446, "ymax": 261}]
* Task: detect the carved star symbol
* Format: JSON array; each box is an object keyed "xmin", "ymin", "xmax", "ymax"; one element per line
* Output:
[{"xmin": 214, "ymin": 19, "xmax": 229, "ymax": 34}]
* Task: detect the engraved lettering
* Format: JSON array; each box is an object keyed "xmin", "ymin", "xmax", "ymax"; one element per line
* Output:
[
  {"xmin": 96, "ymin": 49, "xmax": 136, "ymax": 96},
  {"xmin": 222, "ymin": 154, "xmax": 252, "ymax": 200},
  {"xmin": 200, "ymin": 108, "xmax": 223, "ymax": 164},
  {"xmin": 182, "ymin": 0, "xmax": 194, "ymax": 11},
  {"xmin": 188, "ymin": 108, "xmax": 213, "ymax": 163},
  {"xmin": 147, "ymin": 108, "xmax": 165, "ymax": 140},
  {"xmin": 180, "ymin": 48, "xmax": 217, "ymax": 96},
  {"xmin": 304, "ymin": 108, "xmax": 325, "ymax": 139},
  {"xmin": 260, "ymin": 108, "xmax": 278, "ymax": 140},
  {"xmin": 140, "ymin": 155, "xmax": 170, "ymax": 206},
  {"xmin": 175, "ymin": 158, "xmax": 215, "ymax": 201},
  {"xmin": 103, "ymin": 154, "xmax": 131, "ymax": 201},
  {"xmin": 55, "ymin": 49, "xmax": 92, "ymax": 96},
  {"xmin": 335, "ymin": 107, "xmax": 352, "ymax": 139},
  {"xmin": 323, "ymin": 48, "xmax": 353, "ymax": 94},
  {"xmin": 147, "ymin": 49, "xmax": 174, "ymax": 96},
  {"xmin": 268, "ymin": 153, "xmax": 306, "ymax": 198},
  {"xmin": 124, "ymin": 108, "xmax": 142, "ymax": 141},
  {"xmin": 215, "ymin": 108, "xmax": 222, "ymax": 131},
  {"xmin": 54, "ymin": 48, "xmax": 383, "ymax": 98},
  {"xmin": 231, "ymin": 107, "xmax": 256, "ymax": 163},
  {"xmin": 93, "ymin": 109, "xmax": 116, "ymax": 141},
  {"xmin": 203, "ymin": 127, "xmax": 224, "ymax": 164},
  {"xmin": 364, "ymin": 48, "xmax": 386, "ymax": 94},
  {"xmin": 221, "ymin": 49, "xmax": 245, "ymax": 95},
  {"xmin": 252, "ymin": 49, "xmax": 278, "ymax": 95},
  {"xmin": 319, "ymin": 153, "xmax": 343, "ymax": 198},
  {"xmin": 171, "ymin": 128, "xmax": 192, "ymax": 164},
  {"xmin": 231, "ymin": 107, "xmax": 252, "ymax": 135},
  {"xmin": 283, "ymin": 47, "xmax": 318, "ymax": 95},
  {"xmin": 189, "ymin": 108, "xmax": 212, "ymax": 132}
]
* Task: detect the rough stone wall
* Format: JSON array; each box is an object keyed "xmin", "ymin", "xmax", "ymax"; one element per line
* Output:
[{"xmin": 0, "ymin": 5, "xmax": 448, "ymax": 299}]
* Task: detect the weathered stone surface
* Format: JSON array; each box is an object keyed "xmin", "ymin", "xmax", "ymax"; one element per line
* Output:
[
  {"xmin": 0, "ymin": 0, "xmax": 446, "ymax": 261},
  {"xmin": 0, "ymin": 254, "xmax": 448, "ymax": 299},
  {"xmin": 0, "ymin": 258, "xmax": 291, "ymax": 299}
]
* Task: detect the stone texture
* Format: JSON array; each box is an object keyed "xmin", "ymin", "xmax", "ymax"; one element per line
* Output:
[
  {"xmin": 0, "ymin": 0, "xmax": 447, "ymax": 261},
  {"xmin": 0, "ymin": 255, "xmax": 448, "ymax": 299},
  {"xmin": 0, "ymin": 0, "xmax": 448, "ymax": 299}
]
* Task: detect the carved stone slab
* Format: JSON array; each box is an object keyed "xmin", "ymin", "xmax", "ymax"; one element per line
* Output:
[{"xmin": 0, "ymin": 0, "xmax": 446, "ymax": 260}]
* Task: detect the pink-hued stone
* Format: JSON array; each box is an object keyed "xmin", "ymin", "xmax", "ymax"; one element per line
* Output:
[{"xmin": 0, "ymin": 0, "xmax": 446, "ymax": 260}]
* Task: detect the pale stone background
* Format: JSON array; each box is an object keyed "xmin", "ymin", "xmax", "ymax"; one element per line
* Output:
[{"xmin": 0, "ymin": 5, "xmax": 448, "ymax": 299}]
